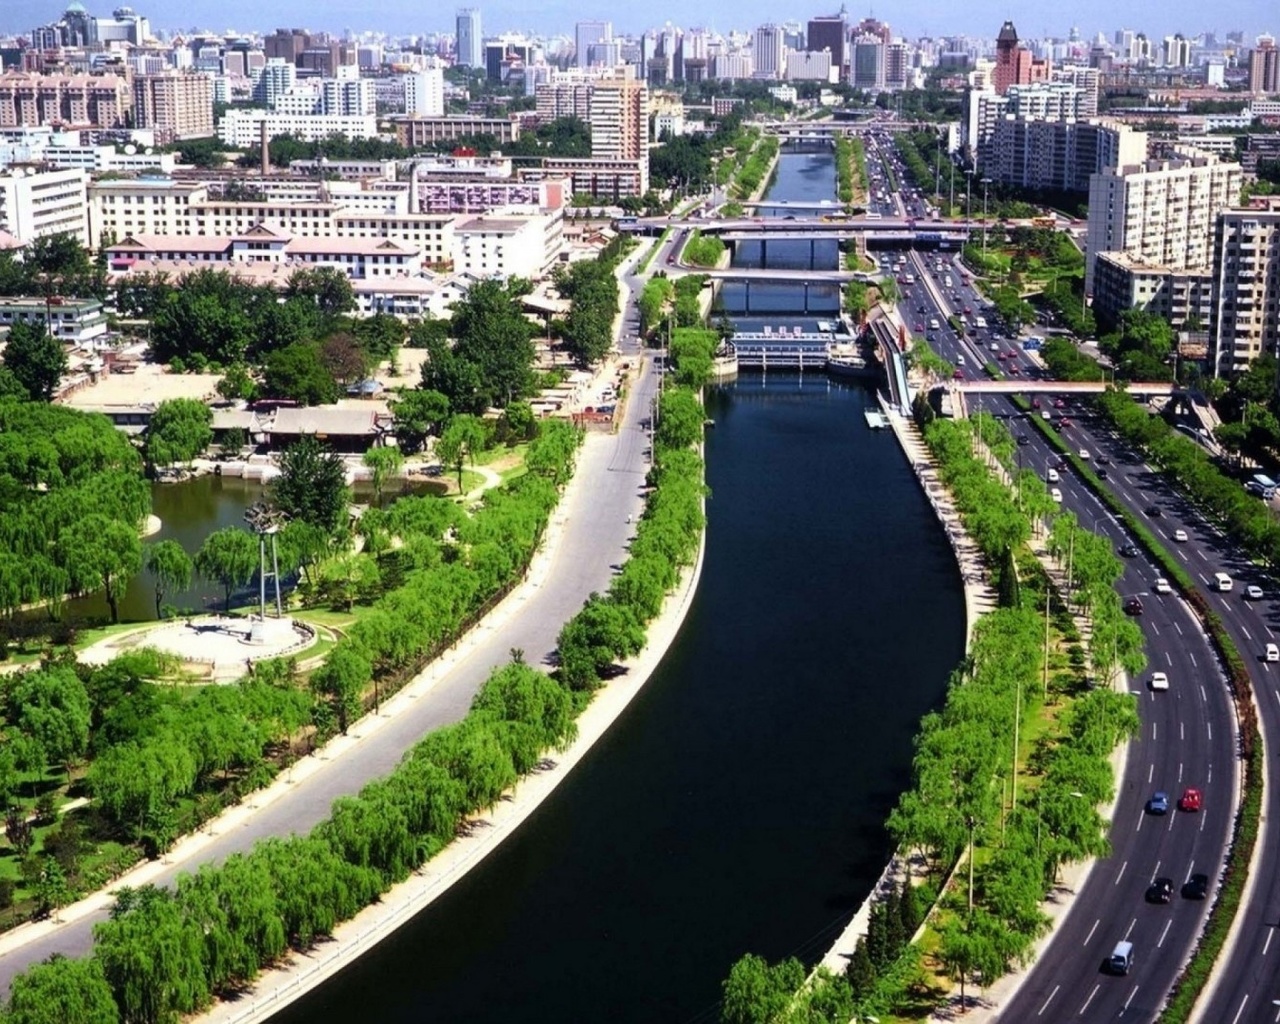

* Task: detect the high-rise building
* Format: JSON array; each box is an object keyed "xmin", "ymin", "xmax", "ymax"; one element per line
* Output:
[
  {"xmin": 575, "ymin": 21, "xmax": 613, "ymax": 69},
  {"xmin": 132, "ymin": 72, "xmax": 214, "ymax": 141},
  {"xmin": 1250, "ymin": 38, "xmax": 1279, "ymax": 94},
  {"xmin": 264, "ymin": 28, "xmax": 311, "ymax": 64},
  {"xmin": 854, "ymin": 17, "xmax": 891, "ymax": 44},
  {"xmin": 993, "ymin": 20, "xmax": 1051, "ymax": 95},
  {"xmin": 851, "ymin": 34, "xmax": 886, "ymax": 90},
  {"xmin": 0, "ymin": 167, "xmax": 89, "ymax": 246},
  {"xmin": 806, "ymin": 11, "xmax": 847, "ymax": 71},
  {"xmin": 404, "ymin": 68, "xmax": 444, "ymax": 117},
  {"xmin": 1052, "ymin": 65, "xmax": 1100, "ymax": 116},
  {"xmin": 0, "ymin": 71, "xmax": 132, "ymax": 129},
  {"xmin": 1085, "ymin": 155, "xmax": 1242, "ymax": 293},
  {"xmin": 588, "ymin": 76, "xmax": 647, "ymax": 161},
  {"xmin": 1162, "ymin": 34, "xmax": 1192, "ymax": 68},
  {"xmin": 254, "ymin": 59, "xmax": 297, "ymax": 107},
  {"xmin": 1210, "ymin": 199, "xmax": 1280, "ymax": 375},
  {"xmin": 456, "ymin": 9, "xmax": 482, "ymax": 68},
  {"xmin": 753, "ymin": 24, "xmax": 785, "ymax": 80}
]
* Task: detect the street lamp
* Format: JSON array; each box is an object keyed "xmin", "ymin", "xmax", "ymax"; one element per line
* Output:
[
  {"xmin": 964, "ymin": 168, "xmax": 974, "ymax": 223},
  {"xmin": 981, "ymin": 177, "xmax": 992, "ymax": 255}
]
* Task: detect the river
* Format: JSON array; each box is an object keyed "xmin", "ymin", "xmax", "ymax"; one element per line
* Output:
[{"xmin": 269, "ymin": 147, "xmax": 966, "ymax": 1023}]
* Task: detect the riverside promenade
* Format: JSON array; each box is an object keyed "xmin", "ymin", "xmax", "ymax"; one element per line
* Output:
[{"xmin": 0, "ymin": 354, "xmax": 664, "ymax": 993}]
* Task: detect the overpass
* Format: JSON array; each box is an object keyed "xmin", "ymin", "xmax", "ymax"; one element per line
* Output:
[
  {"xmin": 651, "ymin": 216, "xmax": 973, "ymax": 239},
  {"xmin": 955, "ymin": 380, "xmax": 1178, "ymax": 398}
]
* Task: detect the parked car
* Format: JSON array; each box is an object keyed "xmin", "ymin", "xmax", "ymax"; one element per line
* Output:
[
  {"xmin": 1148, "ymin": 791, "xmax": 1170, "ymax": 814},
  {"xmin": 1178, "ymin": 787, "xmax": 1202, "ymax": 812},
  {"xmin": 1145, "ymin": 877, "xmax": 1174, "ymax": 904}
]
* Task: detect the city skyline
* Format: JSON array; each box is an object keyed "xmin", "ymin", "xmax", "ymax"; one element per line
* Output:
[{"xmin": 0, "ymin": 0, "xmax": 1273, "ymax": 46}]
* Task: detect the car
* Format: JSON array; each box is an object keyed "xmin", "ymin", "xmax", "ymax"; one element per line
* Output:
[
  {"xmin": 1178, "ymin": 787, "xmax": 1202, "ymax": 812},
  {"xmin": 1153, "ymin": 577, "xmax": 1172, "ymax": 594},
  {"xmin": 1146, "ymin": 877, "xmax": 1174, "ymax": 904},
  {"xmin": 1017, "ymin": 435, "xmax": 1031, "ymax": 446},
  {"xmin": 1267, "ymin": 643, "xmax": 1279, "ymax": 662},
  {"xmin": 1119, "ymin": 543, "xmax": 1139, "ymax": 557},
  {"xmin": 1145, "ymin": 505, "xmax": 1163, "ymax": 518},
  {"xmin": 1041, "ymin": 409, "xmax": 1052, "ymax": 421},
  {"xmin": 1148, "ymin": 791, "xmax": 1169, "ymax": 814},
  {"xmin": 1173, "ymin": 528, "xmax": 1188, "ymax": 542},
  {"xmin": 1008, "ymin": 364, "xmax": 1020, "ymax": 376},
  {"xmin": 1182, "ymin": 873, "xmax": 1210, "ymax": 900},
  {"xmin": 1046, "ymin": 468, "xmax": 1060, "ymax": 483},
  {"xmin": 1096, "ymin": 456, "xmax": 1110, "ymax": 466},
  {"xmin": 1031, "ymin": 398, "xmax": 1042, "ymax": 409},
  {"xmin": 1246, "ymin": 584, "xmax": 1264, "ymax": 600},
  {"xmin": 1078, "ymin": 447, "xmax": 1089, "ymax": 459},
  {"xmin": 1050, "ymin": 488, "xmax": 1063, "ymax": 503},
  {"xmin": 1125, "ymin": 597, "xmax": 1144, "ymax": 615},
  {"xmin": 1053, "ymin": 398, "xmax": 1066, "ymax": 409},
  {"xmin": 915, "ymin": 323, "xmax": 925, "ymax": 331},
  {"xmin": 990, "ymin": 342, "xmax": 1000, "ymax": 352},
  {"xmin": 1150, "ymin": 671, "xmax": 1169, "ymax": 691},
  {"xmin": 1007, "ymin": 351, "xmax": 1019, "ymax": 360},
  {"xmin": 1097, "ymin": 468, "xmax": 1108, "ymax": 479},
  {"xmin": 963, "ymin": 306, "xmax": 972, "ymax": 315},
  {"xmin": 953, "ymin": 368, "xmax": 965, "ymax": 380}
]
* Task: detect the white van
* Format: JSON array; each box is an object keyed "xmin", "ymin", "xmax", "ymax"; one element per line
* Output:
[
  {"xmin": 1213, "ymin": 572, "xmax": 1234, "ymax": 592},
  {"xmin": 1109, "ymin": 941, "xmax": 1134, "ymax": 975}
]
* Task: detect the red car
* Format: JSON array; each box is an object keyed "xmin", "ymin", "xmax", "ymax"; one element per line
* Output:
[
  {"xmin": 1032, "ymin": 398, "xmax": 1042, "ymax": 409},
  {"xmin": 1059, "ymin": 417, "xmax": 1072, "ymax": 428},
  {"xmin": 952, "ymin": 368, "xmax": 965, "ymax": 380},
  {"xmin": 963, "ymin": 306, "xmax": 972, "ymax": 315},
  {"xmin": 1007, "ymin": 364, "xmax": 1019, "ymax": 376},
  {"xmin": 1053, "ymin": 398, "xmax": 1066, "ymax": 409},
  {"xmin": 1179, "ymin": 787, "xmax": 1203, "ymax": 812}
]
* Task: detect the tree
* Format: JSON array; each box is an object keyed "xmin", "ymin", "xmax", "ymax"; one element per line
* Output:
[
  {"xmin": 272, "ymin": 435, "xmax": 350, "ymax": 533},
  {"xmin": 720, "ymin": 954, "xmax": 806, "ymax": 1024},
  {"xmin": 283, "ymin": 267, "xmax": 356, "ymax": 317},
  {"xmin": 144, "ymin": 398, "xmax": 212, "ymax": 468},
  {"xmin": 656, "ymin": 388, "xmax": 705, "ymax": 450},
  {"xmin": 2, "ymin": 321, "xmax": 67, "ymax": 401},
  {"xmin": 194, "ymin": 527, "xmax": 258, "ymax": 613},
  {"xmin": 423, "ymin": 278, "xmax": 537, "ymax": 410},
  {"xmin": 3, "ymin": 953, "xmax": 118, "ymax": 1024},
  {"xmin": 57, "ymin": 516, "xmax": 142, "ymax": 624},
  {"xmin": 262, "ymin": 341, "xmax": 341, "ymax": 406},
  {"xmin": 144, "ymin": 540, "xmax": 193, "ymax": 619},
  {"xmin": 389, "ymin": 388, "xmax": 450, "ymax": 453},
  {"xmin": 436, "ymin": 414, "xmax": 488, "ymax": 492},
  {"xmin": 215, "ymin": 363, "xmax": 258, "ymax": 402},
  {"xmin": 150, "ymin": 270, "xmax": 256, "ymax": 366},
  {"xmin": 309, "ymin": 645, "xmax": 370, "ymax": 734},
  {"xmin": 13, "ymin": 666, "xmax": 91, "ymax": 781},
  {"xmin": 362, "ymin": 446, "xmax": 404, "ymax": 507},
  {"xmin": 319, "ymin": 332, "xmax": 369, "ymax": 386}
]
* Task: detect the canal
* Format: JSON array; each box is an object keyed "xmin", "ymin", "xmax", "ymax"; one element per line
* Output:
[{"xmin": 270, "ymin": 146, "xmax": 966, "ymax": 1023}]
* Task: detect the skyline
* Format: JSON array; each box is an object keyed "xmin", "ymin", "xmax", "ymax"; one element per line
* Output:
[{"xmin": 0, "ymin": 0, "xmax": 1274, "ymax": 47}]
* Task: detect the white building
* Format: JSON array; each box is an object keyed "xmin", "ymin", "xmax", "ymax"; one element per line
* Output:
[
  {"xmin": 1210, "ymin": 201, "xmax": 1280, "ymax": 376},
  {"xmin": 785, "ymin": 51, "xmax": 835, "ymax": 82},
  {"xmin": 753, "ymin": 25, "xmax": 786, "ymax": 80},
  {"xmin": 0, "ymin": 167, "xmax": 88, "ymax": 246},
  {"xmin": 253, "ymin": 58, "xmax": 296, "ymax": 107},
  {"xmin": 454, "ymin": 214, "xmax": 561, "ymax": 279},
  {"xmin": 218, "ymin": 109, "xmax": 378, "ymax": 147},
  {"xmin": 404, "ymin": 68, "xmax": 444, "ymax": 117},
  {"xmin": 0, "ymin": 296, "xmax": 108, "ymax": 346},
  {"xmin": 1085, "ymin": 155, "xmax": 1242, "ymax": 292}
]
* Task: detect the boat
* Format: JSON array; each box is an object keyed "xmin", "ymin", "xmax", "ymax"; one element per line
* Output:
[{"xmin": 863, "ymin": 409, "xmax": 888, "ymax": 430}]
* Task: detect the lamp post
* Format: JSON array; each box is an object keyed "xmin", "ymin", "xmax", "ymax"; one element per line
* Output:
[
  {"xmin": 243, "ymin": 502, "xmax": 288, "ymax": 644},
  {"xmin": 981, "ymin": 177, "xmax": 992, "ymax": 255},
  {"xmin": 964, "ymin": 168, "xmax": 973, "ymax": 223}
]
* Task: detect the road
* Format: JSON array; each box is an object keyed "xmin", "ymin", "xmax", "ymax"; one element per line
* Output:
[
  {"xmin": 0, "ymin": 318, "xmax": 663, "ymax": 994},
  {"xmin": 894, "ymin": 247, "xmax": 1240, "ymax": 1021}
]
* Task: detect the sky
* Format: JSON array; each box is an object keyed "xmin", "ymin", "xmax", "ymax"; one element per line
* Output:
[{"xmin": 0, "ymin": 0, "xmax": 1272, "ymax": 46}]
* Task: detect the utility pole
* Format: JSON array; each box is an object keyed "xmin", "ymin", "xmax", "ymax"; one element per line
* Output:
[{"xmin": 981, "ymin": 177, "xmax": 991, "ymax": 255}]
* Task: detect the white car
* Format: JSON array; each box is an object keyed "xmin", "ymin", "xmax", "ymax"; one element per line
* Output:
[
  {"xmin": 1173, "ymin": 529, "xmax": 1188, "ymax": 542},
  {"xmin": 1050, "ymin": 488, "xmax": 1063, "ymax": 503},
  {"xmin": 1078, "ymin": 448, "xmax": 1090, "ymax": 460},
  {"xmin": 1268, "ymin": 644, "xmax": 1280, "ymax": 663},
  {"xmin": 1246, "ymin": 584, "xmax": 1265, "ymax": 600},
  {"xmin": 1153, "ymin": 578, "xmax": 1172, "ymax": 594},
  {"xmin": 1150, "ymin": 671, "xmax": 1169, "ymax": 691},
  {"xmin": 1047, "ymin": 469, "xmax": 1060, "ymax": 483}
]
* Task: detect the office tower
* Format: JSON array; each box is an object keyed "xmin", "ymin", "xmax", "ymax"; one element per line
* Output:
[
  {"xmin": 806, "ymin": 11, "xmax": 846, "ymax": 70},
  {"xmin": 753, "ymin": 24, "xmax": 785, "ymax": 80},
  {"xmin": 456, "ymin": 8, "xmax": 482, "ymax": 68},
  {"xmin": 1162, "ymin": 34, "xmax": 1192, "ymax": 68},
  {"xmin": 854, "ymin": 17, "xmax": 891, "ymax": 44},
  {"xmin": 851, "ymin": 35, "xmax": 886, "ymax": 90},
  {"xmin": 1251, "ymin": 38, "xmax": 1279, "ymax": 94},
  {"xmin": 1210, "ymin": 201, "xmax": 1280, "ymax": 375},
  {"xmin": 993, "ymin": 20, "xmax": 1051, "ymax": 94},
  {"xmin": 264, "ymin": 28, "xmax": 310, "ymax": 64},
  {"xmin": 1085, "ymin": 155, "xmax": 1242, "ymax": 292},
  {"xmin": 576, "ymin": 21, "xmax": 613, "ymax": 68}
]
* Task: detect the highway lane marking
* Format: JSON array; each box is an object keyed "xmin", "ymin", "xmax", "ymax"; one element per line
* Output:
[
  {"xmin": 1230, "ymin": 994, "xmax": 1249, "ymax": 1024},
  {"xmin": 1152, "ymin": 722, "xmax": 1158, "ymax": 740},
  {"xmin": 1178, "ymin": 762, "xmax": 1184, "ymax": 782},
  {"xmin": 1201, "ymin": 812, "xmax": 1207, "ymax": 832},
  {"xmin": 1174, "ymin": 621, "xmax": 1183, "ymax": 636},
  {"xmin": 1078, "ymin": 984, "xmax": 1101, "ymax": 1017},
  {"xmin": 1038, "ymin": 985, "xmax": 1060, "ymax": 1016},
  {"xmin": 1125, "ymin": 917, "xmax": 1137, "ymax": 939},
  {"xmin": 1189, "ymin": 652, "xmax": 1197, "ymax": 667},
  {"xmin": 1148, "ymin": 763, "xmax": 1154, "ymax": 783},
  {"xmin": 1200, "ymin": 684, "xmax": 1207, "ymax": 703},
  {"xmin": 1115, "ymin": 861, "xmax": 1128, "ymax": 885},
  {"xmin": 1180, "ymin": 722, "xmax": 1185, "ymax": 742},
  {"xmin": 1243, "ymin": 626, "xmax": 1253, "ymax": 641},
  {"xmin": 1263, "ymin": 928, "xmax": 1274, "ymax": 957},
  {"xmin": 1207, "ymin": 721, "xmax": 1213, "ymax": 741},
  {"xmin": 1165, "ymin": 652, "xmax": 1173, "ymax": 666},
  {"xmin": 1123, "ymin": 986, "xmax": 1139, "ymax": 1013},
  {"xmin": 1158, "ymin": 920, "xmax": 1173, "ymax": 948},
  {"xmin": 1151, "ymin": 860, "xmax": 1161, "ymax": 880},
  {"xmin": 1208, "ymin": 765, "xmax": 1213, "ymax": 785},
  {"xmin": 1152, "ymin": 622, "xmax": 1160, "ymax": 636},
  {"xmin": 1199, "ymin": 572, "xmax": 1210, "ymax": 584}
]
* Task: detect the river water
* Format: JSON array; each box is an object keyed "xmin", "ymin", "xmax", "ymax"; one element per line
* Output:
[{"xmin": 269, "ymin": 147, "xmax": 966, "ymax": 1023}]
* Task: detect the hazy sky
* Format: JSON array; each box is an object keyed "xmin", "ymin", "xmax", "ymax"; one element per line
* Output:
[{"xmin": 0, "ymin": 0, "xmax": 1272, "ymax": 45}]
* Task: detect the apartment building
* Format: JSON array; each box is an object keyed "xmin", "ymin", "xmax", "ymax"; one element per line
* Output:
[
  {"xmin": 0, "ymin": 296, "xmax": 107, "ymax": 345},
  {"xmin": 455, "ymin": 214, "xmax": 562, "ymax": 279},
  {"xmin": 589, "ymin": 77, "xmax": 648, "ymax": 162},
  {"xmin": 132, "ymin": 72, "xmax": 214, "ymax": 142},
  {"xmin": 218, "ymin": 110, "xmax": 377, "ymax": 147},
  {"xmin": 1085, "ymin": 155, "xmax": 1242, "ymax": 293},
  {"xmin": 0, "ymin": 71, "xmax": 133, "ymax": 129},
  {"xmin": 1251, "ymin": 39, "xmax": 1280, "ymax": 95},
  {"xmin": 0, "ymin": 166, "xmax": 89, "ymax": 245},
  {"xmin": 989, "ymin": 119, "xmax": 1146, "ymax": 193},
  {"xmin": 1210, "ymin": 202, "xmax": 1280, "ymax": 375},
  {"xmin": 1092, "ymin": 252, "xmax": 1214, "ymax": 332}
]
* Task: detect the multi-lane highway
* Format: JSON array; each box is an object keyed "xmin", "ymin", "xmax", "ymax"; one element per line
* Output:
[{"xmin": 891, "ymin": 252, "xmax": 1237, "ymax": 1021}]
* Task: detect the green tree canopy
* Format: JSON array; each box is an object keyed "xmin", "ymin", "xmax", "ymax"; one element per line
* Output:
[
  {"xmin": 2, "ymin": 321, "xmax": 67, "ymax": 401},
  {"xmin": 194, "ymin": 527, "xmax": 258, "ymax": 613},
  {"xmin": 271, "ymin": 435, "xmax": 350, "ymax": 533},
  {"xmin": 262, "ymin": 342, "xmax": 341, "ymax": 406},
  {"xmin": 144, "ymin": 540, "xmax": 193, "ymax": 619},
  {"xmin": 144, "ymin": 398, "xmax": 213, "ymax": 468}
]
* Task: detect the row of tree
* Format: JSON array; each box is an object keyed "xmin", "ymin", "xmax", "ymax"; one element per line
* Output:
[
  {"xmin": 552, "ymin": 235, "xmax": 628, "ymax": 366},
  {"xmin": 0, "ymin": 341, "xmax": 713, "ymax": 1024}
]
